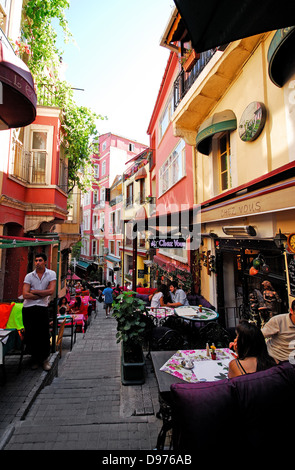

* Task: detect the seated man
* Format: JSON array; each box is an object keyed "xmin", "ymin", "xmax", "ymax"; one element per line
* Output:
[{"xmin": 167, "ymin": 281, "xmax": 189, "ymax": 308}]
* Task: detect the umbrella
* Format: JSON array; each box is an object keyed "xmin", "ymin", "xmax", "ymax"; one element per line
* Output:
[{"xmin": 66, "ymin": 273, "xmax": 81, "ymax": 280}]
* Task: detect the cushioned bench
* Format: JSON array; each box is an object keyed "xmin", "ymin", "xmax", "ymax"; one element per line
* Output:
[{"xmin": 171, "ymin": 361, "xmax": 295, "ymax": 453}]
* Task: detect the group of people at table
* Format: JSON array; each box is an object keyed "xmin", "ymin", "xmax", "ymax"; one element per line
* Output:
[{"xmin": 100, "ymin": 280, "xmax": 295, "ymax": 381}]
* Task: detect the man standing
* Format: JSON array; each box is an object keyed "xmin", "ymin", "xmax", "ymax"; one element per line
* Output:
[
  {"xmin": 22, "ymin": 253, "xmax": 56, "ymax": 371},
  {"xmin": 261, "ymin": 299, "xmax": 295, "ymax": 362},
  {"xmin": 103, "ymin": 282, "xmax": 114, "ymax": 318},
  {"xmin": 167, "ymin": 281, "xmax": 189, "ymax": 308}
]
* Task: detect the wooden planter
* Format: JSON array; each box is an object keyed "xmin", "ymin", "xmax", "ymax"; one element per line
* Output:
[
  {"xmin": 183, "ymin": 50, "xmax": 199, "ymax": 72},
  {"xmin": 121, "ymin": 343, "xmax": 145, "ymax": 385}
]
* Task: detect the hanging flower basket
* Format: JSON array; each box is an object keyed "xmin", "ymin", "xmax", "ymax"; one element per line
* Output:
[{"xmin": 183, "ymin": 50, "xmax": 199, "ymax": 72}]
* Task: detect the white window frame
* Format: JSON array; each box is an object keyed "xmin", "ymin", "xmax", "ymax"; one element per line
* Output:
[
  {"xmin": 159, "ymin": 139, "xmax": 185, "ymax": 196},
  {"xmin": 102, "ymin": 160, "xmax": 106, "ymax": 176},
  {"xmin": 94, "ymin": 164, "xmax": 99, "ymax": 178},
  {"xmin": 159, "ymin": 92, "xmax": 174, "ymax": 140}
]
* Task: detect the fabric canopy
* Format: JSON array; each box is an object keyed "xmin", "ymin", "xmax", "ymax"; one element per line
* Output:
[
  {"xmin": 174, "ymin": 0, "xmax": 295, "ymax": 53},
  {"xmin": 267, "ymin": 26, "xmax": 295, "ymax": 87},
  {"xmin": 66, "ymin": 273, "xmax": 81, "ymax": 280},
  {"xmin": 196, "ymin": 110, "xmax": 237, "ymax": 155},
  {"xmin": 0, "ymin": 31, "xmax": 37, "ymax": 129}
]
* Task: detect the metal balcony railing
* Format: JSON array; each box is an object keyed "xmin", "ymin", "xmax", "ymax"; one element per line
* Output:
[{"xmin": 174, "ymin": 49, "xmax": 218, "ymax": 110}]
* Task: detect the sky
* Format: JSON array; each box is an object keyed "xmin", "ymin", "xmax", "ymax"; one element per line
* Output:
[{"xmin": 58, "ymin": 0, "xmax": 176, "ymax": 145}]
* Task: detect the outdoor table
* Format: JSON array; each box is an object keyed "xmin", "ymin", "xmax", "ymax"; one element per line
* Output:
[
  {"xmin": 146, "ymin": 307, "xmax": 175, "ymax": 326},
  {"xmin": 175, "ymin": 305, "xmax": 219, "ymax": 323},
  {"xmin": 151, "ymin": 348, "xmax": 235, "ymax": 449},
  {"xmin": 174, "ymin": 306, "xmax": 219, "ymax": 347}
]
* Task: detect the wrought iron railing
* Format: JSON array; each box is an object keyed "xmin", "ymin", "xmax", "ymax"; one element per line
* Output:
[{"xmin": 174, "ymin": 49, "xmax": 218, "ymax": 110}]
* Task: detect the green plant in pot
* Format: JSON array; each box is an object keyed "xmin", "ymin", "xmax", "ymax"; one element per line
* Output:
[{"xmin": 112, "ymin": 291, "xmax": 147, "ymax": 385}]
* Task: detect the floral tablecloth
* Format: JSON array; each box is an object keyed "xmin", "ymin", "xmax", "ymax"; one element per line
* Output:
[{"xmin": 160, "ymin": 348, "xmax": 235, "ymax": 383}]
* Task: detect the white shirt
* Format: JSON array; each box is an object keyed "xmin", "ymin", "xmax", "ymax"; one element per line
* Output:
[
  {"xmin": 171, "ymin": 288, "xmax": 189, "ymax": 306},
  {"xmin": 262, "ymin": 313, "xmax": 295, "ymax": 362},
  {"xmin": 23, "ymin": 268, "xmax": 56, "ymax": 307},
  {"xmin": 151, "ymin": 292, "xmax": 163, "ymax": 308}
]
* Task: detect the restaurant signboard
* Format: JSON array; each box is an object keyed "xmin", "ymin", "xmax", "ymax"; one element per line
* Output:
[{"xmin": 149, "ymin": 238, "xmax": 186, "ymax": 249}]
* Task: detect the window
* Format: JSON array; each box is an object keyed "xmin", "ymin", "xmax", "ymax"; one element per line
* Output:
[
  {"xmin": 94, "ymin": 164, "xmax": 99, "ymax": 178},
  {"xmin": 93, "ymin": 190, "xmax": 99, "ymax": 205},
  {"xmin": 92, "ymin": 239, "xmax": 97, "ymax": 256},
  {"xmin": 129, "ymin": 143, "xmax": 135, "ymax": 152},
  {"xmin": 126, "ymin": 183, "xmax": 133, "ymax": 206},
  {"xmin": 102, "ymin": 160, "xmax": 106, "ymax": 176},
  {"xmin": 102, "ymin": 142, "xmax": 107, "ymax": 152},
  {"xmin": 159, "ymin": 140, "xmax": 185, "ymax": 195},
  {"xmin": 115, "ymin": 210, "xmax": 121, "ymax": 233},
  {"xmin": 218, "ymin": 132, "xmax": 232, "ymax": 191},
  {"xmin": 100, "ymin": 213, "xmax": 105, "ymax": 230},
  {"xmin": 109, "ymin": 240, "xmax": 115, "ymax": 254},
  {"xmin": 159, "ymin": 92, "xmax": 174, "ymax": 139},
  {"xmin": 31, "ymin": 131, "xmax": 47, "ymax": 184},
  {"xmin": 139, "ymin": 179, "xmax": 145, "ymax": 204},
  {"xmin": 59, "ymin": 144, "xmax": 67, "ymax": 192}
]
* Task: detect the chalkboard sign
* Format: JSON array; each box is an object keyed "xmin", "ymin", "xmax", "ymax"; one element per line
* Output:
[
  {"xmin": 137, "ymin": 269, "xmax": 145, "ymax": 279},
  {"xmin": 287, "ymin": 253, "xmax": 295, "ymax": 297}
]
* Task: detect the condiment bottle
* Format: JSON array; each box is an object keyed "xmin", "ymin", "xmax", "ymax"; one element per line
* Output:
[
  {"xmin": 199, "ymin": 304, "xmax": 202, "ymax": 312},
  {"xmin": 206, "ymin": 343, "xmax": 210, "ymax": 356}
]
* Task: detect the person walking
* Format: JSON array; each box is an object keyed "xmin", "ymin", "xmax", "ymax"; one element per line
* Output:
[
  {"xmin": 22, "ymin": 253, "xmax": 56, "ymax": 371},
  {"xmin": 103, "ymin": 282, "xmax": 114, "ymax": 318}
]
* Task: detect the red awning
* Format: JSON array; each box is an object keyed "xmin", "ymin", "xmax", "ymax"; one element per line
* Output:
[
  {"xmin": 135, "ymin": 167, "xmax": 147, "ymax": 180},
  {"xmin": 0, "ymin": 32, "xmax": 37, "ymax": 129}
]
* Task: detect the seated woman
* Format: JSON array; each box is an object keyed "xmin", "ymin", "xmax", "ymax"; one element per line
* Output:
[
  {"xmin": 149, "ymin": 284, "xmax": 170, "ymax": 308},
  {"xmin": 58, "ymin": 296, "xmax": 70, "ymax": 316},
  {"xmin": 228, "ymin": 320, "xmax": 277, "ymax": 378},
  {"xmin": 70, "ymin": 296, "xmax": 82, "ymax": 314}
]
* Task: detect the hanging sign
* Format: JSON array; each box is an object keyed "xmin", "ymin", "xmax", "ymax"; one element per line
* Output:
[{"xmin": 149, "ymin": 238, "xmax": 186, "ymax": 249}]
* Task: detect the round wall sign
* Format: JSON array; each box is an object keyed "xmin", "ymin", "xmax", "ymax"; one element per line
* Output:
[{"xmin": 238, "ymin": 102, "xmax": 266, "ymax": 142}]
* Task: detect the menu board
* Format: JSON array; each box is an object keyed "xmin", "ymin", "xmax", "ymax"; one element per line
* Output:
[{"xmin": 286, "ymin": 253, "xmax": 295, "ymax": 297}]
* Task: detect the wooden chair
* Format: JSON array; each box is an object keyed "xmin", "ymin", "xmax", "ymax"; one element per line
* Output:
[{"xmin": 51, "ymin": 318, "xmax": 66, "ymax": 358}]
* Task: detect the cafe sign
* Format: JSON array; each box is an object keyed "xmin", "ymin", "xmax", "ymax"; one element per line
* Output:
[
  {"xmin": 149, "ymin": 238, "xmax": 186, "ymax": 249},
  {"xmin": 238, "ymin": 102, "xmax": 266, "ymax": 142}
]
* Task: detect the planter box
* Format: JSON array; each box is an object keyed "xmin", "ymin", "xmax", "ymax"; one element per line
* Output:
[
  {"xmin": 183, "ymin": 50, "xmax": 200, "ymax": 72},
  {"xmin": 121, "ymin": 343, "xmax": 145, "ymax": 385}
]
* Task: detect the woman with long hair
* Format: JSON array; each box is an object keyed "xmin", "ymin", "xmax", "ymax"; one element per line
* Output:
[
  {"xmin": 228, "ymin": 320, "xmax": 277, "ymax": 378},
  {"xmin": 149, "ymin": 284, "xmax": 170, "ymax": 308}
]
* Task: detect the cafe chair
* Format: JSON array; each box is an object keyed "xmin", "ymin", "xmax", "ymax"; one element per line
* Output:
[
  {"xmin": 150, "ymin": 326, "xmax": 187, "ymax": 352},
  {"xmin": 198, "ymin": 322, "xmax": 231, "ymax": 348},
  {"xmin": 51, "ymin": 318, "xmax": 66, "ymax": 358}
]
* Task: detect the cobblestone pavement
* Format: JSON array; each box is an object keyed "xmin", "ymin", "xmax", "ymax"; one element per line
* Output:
[{"xmin": 1, "ymin": 303, "xmax": 163, "ymax": 451}]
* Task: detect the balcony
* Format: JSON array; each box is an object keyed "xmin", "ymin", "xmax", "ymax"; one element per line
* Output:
[
  {"xmin": 36, "ymin": 83, "xmax": 60, "ymax": 108},
  {"xmin": 11, "ymin": 140, "xmax": 47, "ymax": 184},
  {"xmin": 174, "ymin": 49, "xmax": 218, "ymax": 110},
  {"xmin": 171, "ymin": 35, "xmax": 264, "ymax": 144}
]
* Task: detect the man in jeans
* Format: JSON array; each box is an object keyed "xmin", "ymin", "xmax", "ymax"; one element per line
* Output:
[{"xmin": 22, "ymin": 253, "xmax": 56, "ymax": 371}]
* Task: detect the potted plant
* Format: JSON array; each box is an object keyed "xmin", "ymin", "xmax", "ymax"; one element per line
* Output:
[{"xmin": 112, "ymin": 291, "xmax": 147, "ymax": 385}]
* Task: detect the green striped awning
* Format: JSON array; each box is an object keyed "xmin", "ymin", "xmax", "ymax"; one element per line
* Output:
[
  {"xmin": 196, "ymin": 110, "xmax": 237, "ymax": 155},
  {"xmin": 267, "ymin": 26, "xmax": 295, "ymax": 88}
]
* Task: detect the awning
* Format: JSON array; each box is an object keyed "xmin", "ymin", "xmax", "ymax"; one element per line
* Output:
[
  {"xmin": 196, "ymin": 110, "xmax": 237, "ymax": 155},
  {"xmin": 0, "ymin": 30, "xmax": 37, "ymax": 129},
  {"xmin": 267, "ymin": 27, "xmax": 295, "ymax": 87},
  {"xmin": 76, "ymin": 260, "xmax": 91, "ymax": 270},
  {"xmin": 135, "ymin": 167, "xmax": 147, "ymax": 180},
  {"xmin": 173, "ymin": 0, "xmax": 295, "ymax": 53},
  {"xmin": 105, "ymin": 254, "xmax": 120, "ymax": 264}
]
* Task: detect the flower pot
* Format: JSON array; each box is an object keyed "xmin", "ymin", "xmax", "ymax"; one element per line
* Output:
[
  {"xmin": 183, "ymin": 50, "xmax": 199, "ymax": 72},
  {"xmin": 121, "ymin": 343, "xmax": 145, "ymax": 385}
]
